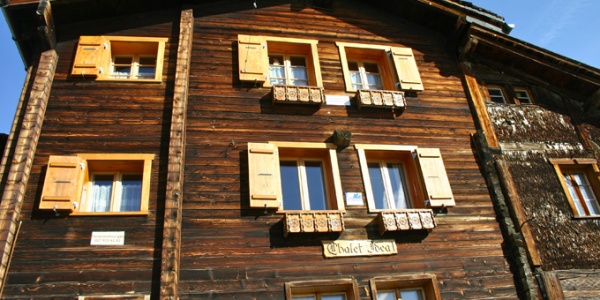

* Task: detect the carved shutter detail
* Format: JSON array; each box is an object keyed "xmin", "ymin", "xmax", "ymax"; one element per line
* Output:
[
  {"xmin": 238, "ymin": 35, "xmax": 268, "ymax": 82},
  {"xmin": 40, "ymin": 155, "xmax": 85, "ymax": 211},
  {"xmin": 390, "ymin": 47, "xmax": 424, "ymax": 91},
  {"xmin": 416, "ymin": 148, "xmax": 455, "ymax": 207},
  {"xmin": 71, "ymin": 36, "xmax": 109, "ymax": 78},
  {"xmin": 248, "ymin": 143, "xmax": 282, "ymax": 209}
]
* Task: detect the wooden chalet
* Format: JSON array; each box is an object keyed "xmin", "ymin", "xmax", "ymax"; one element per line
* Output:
[{"xmin": 0, "ymin": 0, "xmax": 597, "ymax": 299}]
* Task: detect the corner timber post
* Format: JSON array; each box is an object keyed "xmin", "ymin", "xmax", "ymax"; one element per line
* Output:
[{"xmin": 160, "ymin": 9, "xmax": 193, "ymax": 299}]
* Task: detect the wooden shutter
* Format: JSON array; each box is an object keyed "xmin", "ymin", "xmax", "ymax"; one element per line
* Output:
[
  {"xmin": 71, "ymin": 36, "xmax": 109, "ymax": 78},
  {"xmin": 248, "ymin": 143, "xmax": 282, "ymax": 209},
  {"xmin": 40, "ymin": 155, "xmax": 85, "ymax": 211},
  {"xmin": 390, "ymin": 47, "xmax": 424, "ymax": 91},
  {"xmin": 238, "ymin": 35, "xmax": 268, "ymax": 82},
  {"xmin": 416, "ymin": 148, "xmax": 455, "ymax": 207}
]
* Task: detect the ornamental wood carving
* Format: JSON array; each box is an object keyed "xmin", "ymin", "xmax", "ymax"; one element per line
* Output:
[
  {"xmin": 377, "ymin": 209, "xmax": 436, "ymax": 235},
  {"xmin": 284, "ymin": 211, "xmax": 345, "ymax": 236},
  {"xmin": 356, "ymin": 89, "xmax": 406, "ymax": 111},
  {"xmin": 272, "ymin": 85, "xmax": 325, "ymax": 105}
]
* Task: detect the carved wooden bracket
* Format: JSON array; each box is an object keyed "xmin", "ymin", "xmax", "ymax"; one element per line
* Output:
[
  {"xmin": 284, "ymin": 211, "xmax": 345, "ymax": 237},
  {"xmin": 356, "ymin": 89, "xmax": 406, "ymax": 111},
  {"xmin": 377, "ymin": 209, "xmax": 436, "ymax": 235},
  {"xmin": 272, "ymin": 85, "xmax": 325, "ymax": 105}
]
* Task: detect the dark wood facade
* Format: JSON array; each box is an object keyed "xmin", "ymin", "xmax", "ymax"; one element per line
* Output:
[{"xmin": 1, "ymin": 0, "xmax": 596, "ymax": 299}]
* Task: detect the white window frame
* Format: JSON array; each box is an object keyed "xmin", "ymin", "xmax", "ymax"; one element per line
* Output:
[
  {"xmin": 349, "ymin": 60, "xmax": 384, "ymax": 90},
  {"xmin": 551, "ymin": 158, "xmax": 600, "ymax": 218},
  {"xmin": 269, "ymin": 53, "xmax": 309, "ymax": 86},
  {"xmin": 111, "ymin": 55, "xmax": 157, "ymax": 79},
  {"xmin": 487, "ymin": 87, "xmax": 507, "ymax": 104},
  {"xmin": 368, "ymin": 160, "xmax": 412, "ymax": 210}
]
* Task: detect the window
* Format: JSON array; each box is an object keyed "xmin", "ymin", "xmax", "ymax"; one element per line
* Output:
[
  {"xmin": 238, "ymin": 35, "xmax": 323, "ymax": 87},
  {"xmin": 514, "ymin": 88, "xmax": 533, "ymax": 104},
  {"xmin": 336, "ymin": 42, "xmax": 423, "ymax": 92},
  {"xmin": 247, "ymin": 142, "xmax": 344, "ymax": 211},
  {"xmin": 550, "ymin": 158, "xmax": 600, "ymax": 217},
  {"xmin": 71, "ymin": 36, "xmax": 167, "ymax": 82},
  {"xmin": 487, "ymin": 86, "xmax": 507, "ymax": 104},
  {"xmin": 39, "ymin": 154, "xmax": 154, "ymax": 215},
  {"xmin": 285, "ymin": 279, "xmax": 358, "ymax": 300},
  {"xmin": 370, "ymin": 274, "xmax": 441, "ymax": 300},
  {"xmin": 355, "ymin": 145, "xmax": 455, "ymax": 211}
]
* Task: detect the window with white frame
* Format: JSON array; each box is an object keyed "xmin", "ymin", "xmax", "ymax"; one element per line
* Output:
[
  {"xmin": 355, "ymin": 144, "xmax": 455, "ymax": 211},
  {"xmin": 348, "ymin": 61, "xmax": 384, "ymax": 90},
  {"xmin": 370, "ymin": 274, "xmax": 441, "ymax": 300},
  {"xmin": 551, "ymin": 158, "xmax": 600, "ymax": 217},
  {"xmin": 377, "ymin": 288, "xmax": 425, "ymax": 300},
  {"xmin": 39, "ymin": 154, "xmax": 153, "ymax": 215},
  {"xmin": 247, "ymin": 142, "xmax": 344, "ymax": 211},
  {"xmin": 487, "ymin": 87, "xmax": 507, "ymax": 104},
  {"xmin": 285, "ymin": 279, "xmax": 358, "ymax": 300},
  {"xmin": 514, "ymin": 88, "xmax": 533, "ymax": 104},
  {"xmin": 269, "ymin": 54, "xmax": 309, "ymax": 86}
]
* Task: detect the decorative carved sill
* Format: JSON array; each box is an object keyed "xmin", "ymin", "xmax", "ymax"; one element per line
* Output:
[
  {"xmin": 272, "ymin": 85, "xmax": 325, "ymax": 105},
  {"xmin": 356, "ymin": 89, "xmax": 406, "ymax": 111},
  {"xmin": 377, "ymin": 209, "xmax": 436, "ymax": 235},
  {"xmin": 284, "ymin": 211, "xmax": 345, "ymax": 237}
]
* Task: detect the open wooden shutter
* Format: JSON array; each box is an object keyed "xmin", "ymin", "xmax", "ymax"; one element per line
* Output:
[
  {"xmin": 40, "ymin": 155, "xmax": 85, "ymax": 211},
  {"xmin": 416, "ymin": 148, "xmax": 455, "ymax": 207},
  {"xmin": 390, "ymin": 47, "xmax": 424, "ymax": 91},
  {"xmin": 248, "ymin": 143, "xmax": 282, "ymax": 209},
  {"xmin": 71, "ymin": 36, "xmax": 109, "ymax": 78},
  {"xmin": 238, "ymin": 35, "xmax": 268, "ymax": 82}
]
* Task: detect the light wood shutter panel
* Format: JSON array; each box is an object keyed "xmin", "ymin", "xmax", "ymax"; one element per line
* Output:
[
  {"xmin": 71, "ymin": 36, "xmax": 108, "ymax": 78},
  {"xmin": 416, "ymin": 148, "xmax": 455, "ymax": 207},
  {"xmin": 248, "ymin": 143, "xmax": 282, "ymax": 208},
  {"xmin": 390, "ymin": 47, "xmax": 424, "ymax": 91},
  {"xmin": 238, "ymin": 35, "xmax": 268, "ymax": 82},
  {"xmin": 40, "ymin": 155, "xmax": 85, "ymax": 211}
]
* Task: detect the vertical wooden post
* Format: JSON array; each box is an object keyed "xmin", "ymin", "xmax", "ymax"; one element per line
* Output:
[
  {"xmin": 160, "ymin": 9, "xmax": 193, "ymax": 300},
  {"xmin": 0, "ymin": 50, "xmax": 58, "ymax": 296},
  {"xmin": 460, "ymin": 62, "xmax": 499, "ymax": 148}
]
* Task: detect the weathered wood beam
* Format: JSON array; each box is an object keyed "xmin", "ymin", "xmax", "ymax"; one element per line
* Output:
[
  {"xmin": 460, "ymin": 62, "xmax": 499, "ymax": 148},
  {"xmin": 0, "ymin": 49, "xmax": 57, "ymax": 297},
  {"xmin": 160, "ymin": 9, "xmax": 193, "ymax": 299},
  {"xmin": 36, "ymin": 0, "xmax": 56, "ymax": 50}
]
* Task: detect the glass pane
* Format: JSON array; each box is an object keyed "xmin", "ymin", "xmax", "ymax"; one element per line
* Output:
[
  {"xmin": 137, "ymin": 67, "xmax": 156, "ymax": 78},
  {"xmin": 305, "ymin": 161, "xmax": 327, "ymax": 210},
  {"xmin": 363, "ymin": 62, "xmax": 380, "ymax": 73},
  {"xmin": 138, "ymin": 56, "xmax": 156, "ymax": 65},
  {"xmin": 376, "ymin": 291, "xmax": 396, "ymax": 300},
  {"xmin": 91, "ymin": 174, "xmax": 114, "ymax": 212},
  {"xmin": 269, "ymin": 54, "xmax": 284, "ymax": 65},
  {"xmin": 368, "ymin": 162, "xmax": 388, "ymax": 209},
  {"xmin": 573, "ymin": 173, "xmax": 600, "ymax": 215},
  {"xmin": 292, "ymin": 296, "xmax": 315, "ymax": 300},
  {"xmin": 290, "ymin": 67, "xmax": 308, "ymax": 80},
  {"xmin": 120, "ymin": 174, "xmax": 143, "ymax": 211},
  {"xmin": 564, "ymin": 173, "xmax": 586, "ymax": 215},
  {"xmin": 400, "ymin": 289, "xmax": 424, "ymax": 300},
  {"xmin": 366, "ymin": 73, "xmax": 383, "ymax": 89},
  {"xmin": 289, "ymin": 56, "xmax": 307, "ymax": 67},
  {"xmin": 322, "ymin": 294, "xmax": 346, "ymax": 300},
  {"xmin": 269, "ymin": 66, "xmax": 285, "ymax": 84},
  {"xmin": 281, "ymin": 161, "xmax": 302, "ymax": 210},
  {"xmin": 112, "ymin": 66, "xmax": 131, "ymax": 77},
  {"xmin": 515, "ymin": 90, "xmax": 531, "ymax": 103},
  {"xmin": 350, "ymin": 71, "xmax": 362, "ymax": 85},
  {"xmin": 488, "ymin": 88, "xmax": 506, "ymax": 103},
  {"xmin": 348, "ymin": 61, "xmax": 359, "ymax": 71},
  {"xmin": 387, "ymin": 163, "xmax": 410, "ymax": 209}
]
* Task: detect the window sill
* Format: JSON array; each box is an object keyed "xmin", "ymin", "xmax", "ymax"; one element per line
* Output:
[
  {"xmin": 70, "ymin": 211, "xmax": 149, "ymax": 217},
  {"xmin": 283, "ymin": 211, "xmax": 345, "ymax": 237},
  {"xmin": 377, "ymin": 209, "xmax": 436, "ymax": 235}
]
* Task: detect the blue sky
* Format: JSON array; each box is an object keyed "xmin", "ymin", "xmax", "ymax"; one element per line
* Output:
[{"xmin": 1, "ymin": 1, "xmax": 599, "ymax": 134}]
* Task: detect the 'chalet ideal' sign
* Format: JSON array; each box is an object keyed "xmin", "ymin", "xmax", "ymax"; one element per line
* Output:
[{"xmin": 322, "ymin": 239, "xmax": 397, "ymax": 258}]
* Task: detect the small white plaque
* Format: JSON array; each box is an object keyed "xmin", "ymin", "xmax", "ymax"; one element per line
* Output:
[
  {"xmin": 325, "ymin": 95, "xmax": 351, "ymax": 106},
  {"xmin": 91, "ymin": 231, "xmax": 125, "ymax": 246},
  {"xmin": 345, "ymin": 192, "xmax": 364, "ymax": 206}
]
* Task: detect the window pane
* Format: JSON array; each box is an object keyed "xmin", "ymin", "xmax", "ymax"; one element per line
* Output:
[
  {"xmin": 281, "ymin": 161, "xmax": 302, "ymax": 210},
  {"xmin": 348, "ymin": 61, "xmax": 359, "ymax": 71},
  {"xmin": 376, "ymin": 291, "xmax": 396, "ymax": 300},
  {"xmin": 138, "ymin": 56, "xmax": 156, "ymax": 65},
  {"xmin": 350, "ymin": 71, "xmax": 363, "ymax": 88},
  {"xmin": 91, "ymin": 174, "xmax": 114, "ymax": 212},
  {"xmin": 322, "ymin": 294, "xmax": 346, "ymax": 300},
  {"xmin": 400, "ymin": 289, "xmax": 424, "ymax": 300},
  {"xmin": 366, "ymin": 73, "xmax": 383, "ymax": 90},
  {"xmin": 488, "ymin": 88, "xmax": 506, "ymax": 103},
  {"xmin": 305, "ymin": 161, "xmax": 327, "ymax": 210},
  {"xmin": 290, "ymin": 67, "xmax": 308, "ymax": 80},
  {"xmin": 113, "ymin": 56, "xmax": 133, "ymax": 64},
  {"xmin": 289, "ymin": 56, "xmax": 307, "ymax": 67},
  {"xmin": 564, "ymin": 173, "xmax": 586, "ymax": 215},
  {"xmin": 387, "ymin": 163, "xmax": 410, "ymax": 209},
  {"xmin": 573, "ymin": 173, "xmax": 600, "ymax": 215},
  {"xmin": 292, "ymin": 296, "xmax": 315, "ymax": 300},
  {"xmin": 120, "ymin": 174, "xmax": 143, "ymax": 211},
  {"xmin": 363, "ymin": 62, "xmax": 379, "ymax": 73},
  {"xmin": 515, "ymin": 90, "xmax": 531, "ymax": 103},
  {"xmin": 113, "ymin": 66, "xmax": 132, "ymax": 78},
  {"xmin": 368, "ymin": 162, "xmax": 388, "ymax": 209},
  {"xmin": 137, "ymin": 67, "xmax": 156, "ymax": 78}
]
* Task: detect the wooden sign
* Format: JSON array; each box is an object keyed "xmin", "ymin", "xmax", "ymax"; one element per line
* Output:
[{"xmin": 322, "ymin": 239, "xmax": 397, "ymax": 258}]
